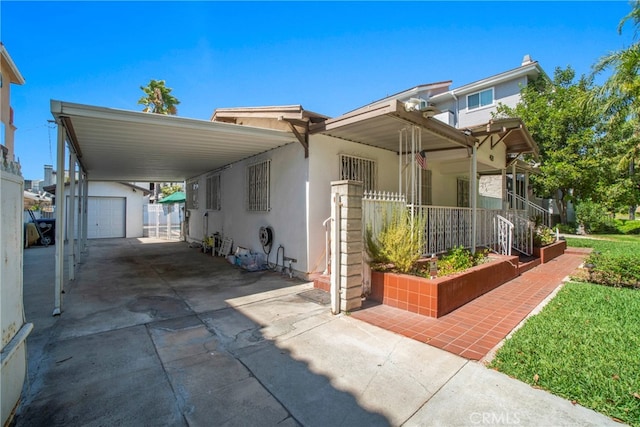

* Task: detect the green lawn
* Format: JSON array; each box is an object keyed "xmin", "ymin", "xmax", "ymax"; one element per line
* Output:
[{"xmin": 489, "ymin": 236, "xmax": 640, "ymax": 426}]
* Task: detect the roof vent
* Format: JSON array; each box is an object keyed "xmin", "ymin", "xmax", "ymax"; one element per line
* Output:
[{"xmin": 521, "ymin": 54, "xmax": 533, "ymax": 66}]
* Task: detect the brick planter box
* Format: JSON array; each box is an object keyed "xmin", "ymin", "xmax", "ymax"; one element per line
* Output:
[
  {"xmin": 370, "ymin": 255, "xmax": 520, "ymax": 318},
  {"xmin": 533, "ymin": 240, "xmax": 566, "ymax": 264}
]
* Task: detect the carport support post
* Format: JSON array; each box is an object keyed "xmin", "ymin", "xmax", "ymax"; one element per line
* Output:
[
  {"xmin": 77, "ymin": 169, "xmax": 84, "ymax": 259},
  {"xmin": 81, "ymin": 176, "xmax": 89, "ymax": 253},
  {"xmin": 54, "ymin": 122, "xmax": 66, "ymax": 316},
  {"xmin": 330, "ymin": 180, "xmax": 363, "ymax": 314},
  {"xmin": 68, "ymin": 152, "xmax": 76, "ymax": 281}
]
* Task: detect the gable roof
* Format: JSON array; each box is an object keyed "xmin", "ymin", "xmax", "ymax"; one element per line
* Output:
[
  {"xmin": 430, "ymin": 59, "xmax": 545, "ymax": 102},
  {"xmin": 0, "ymin": 42, "xmax": 25, "ymax": 85}
]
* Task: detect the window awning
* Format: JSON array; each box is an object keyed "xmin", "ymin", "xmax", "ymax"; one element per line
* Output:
[{"xmin": 50, "ymin": 100, "xmax": 298, "ymax": 182}]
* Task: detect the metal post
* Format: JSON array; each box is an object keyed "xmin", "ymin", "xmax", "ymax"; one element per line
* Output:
[
  {"xmin": 511, "ymin": 161, "xmax": 517, "ymax": 209},
  {"xmin": 471, "ymin": 144, "xmax": 478, "ymax": 254},
  {"xmin": 77, "ymin": 169, "xmax": 84, "ymax": 260},
  {"xmin": 502, "ymin": 168, "xmax": 507, "ymax": 212},
  {"xmin": 68, "ymin": 152, "xmax": 76, "ymax": 281},
  {"xmin": 54, "ymin": 123, "xmax": 66, "ymax": 316},
  {"xmin": 82, "ymin": 177, "xmax": 88, "ymax": 251}
]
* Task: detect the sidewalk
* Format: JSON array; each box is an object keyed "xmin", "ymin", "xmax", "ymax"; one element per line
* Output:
[{"xmin": 14, "ymin": 240, "xmax": 620, "ymax": 426}]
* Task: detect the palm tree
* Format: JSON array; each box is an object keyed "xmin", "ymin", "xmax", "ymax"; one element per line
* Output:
[
  {"xmin": 137, "ymin": 79, "xmax": 180, "ymax": 115},
  {"xmin": 593, "ymin": 1, "xmax": 640, "ymax": 218}
]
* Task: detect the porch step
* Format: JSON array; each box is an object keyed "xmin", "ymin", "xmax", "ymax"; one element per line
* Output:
[{"xmin": 311, "ymin": 273, "xmax": 330, "ymax": 292}]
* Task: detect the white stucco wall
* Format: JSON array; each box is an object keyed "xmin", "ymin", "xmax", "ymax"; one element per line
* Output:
[
  {"xmin": 307, "ymin": 134, "xmax": 400, "ymax": 274},
  {"xmin": 191, "ymin": 141, "xmax": 310, "ymax": 274}
]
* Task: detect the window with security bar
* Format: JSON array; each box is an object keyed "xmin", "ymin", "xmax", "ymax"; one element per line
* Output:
[
  {"xmin": 206, "ymin": 174, "xmax": 221, "ymax": 210},
  {"xmin": 420, "ymin": 169, "xmax": 433, "ymax": 205},
  {"xmin": 339, "ymin": 154, "xmax": 377, "ymax": 192},
  {"xmin": 457, "ymin": 178, "xmax": 469, "ymax": 207},
  {"xmin": 246, "ymin": 160, "xmax": 270, "ymax": 211},
  {"xmin": 186, "ymin": 179, "xmax": 199, "ymax": 210}
]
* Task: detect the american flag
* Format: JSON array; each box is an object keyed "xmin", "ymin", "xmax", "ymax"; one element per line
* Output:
[{"xmin": 415, "ymin": 150, "xmax": 427, "ymax": 169}]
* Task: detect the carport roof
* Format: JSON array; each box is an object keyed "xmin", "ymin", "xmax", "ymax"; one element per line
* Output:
[{"xmin": 50, "ymin": 100, "xmax": 299, "ymax": 182}]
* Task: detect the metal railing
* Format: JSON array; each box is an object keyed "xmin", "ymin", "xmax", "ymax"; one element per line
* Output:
[
  {"xmin": 494, "ymin": 215, "xmax": 514, "ymax": 256},
  {"xmin": 507, "ymin": 191, "xmax": 550, "ymax": 227}
]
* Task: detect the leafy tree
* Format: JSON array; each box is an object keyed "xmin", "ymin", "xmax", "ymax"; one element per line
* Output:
[
  {"xmin": 592, "ymin": 1, "xmax": 640, "ymax": 219},
  {"xmin": 137, "ymin": 79, "xmax": 180, "ymax": 115},
  {"xmin": 495, "ymin": 67, "xmax": 603, "ymax": 224},
  {"xmin": 161, "ymin": 184, "xmax": 182, "ymax": 197}
]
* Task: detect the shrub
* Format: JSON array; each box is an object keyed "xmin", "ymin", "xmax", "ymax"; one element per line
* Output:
[
  {"xmin": 435, "ymin": 246, "xmax": 488, "ymax": 277},
  {"xmin": 575, "ymin": 201, "xmax": 617, "ymax": 234},
  {"xmin": 581, "ymin": 252, "xmax": 640, "ymax": 289},
  {"xmin": 533, "ymin": 225, "xmax": 555, "ymax": 247},
  {"xmin": 365, "ymin": 207, "xmax": 426, "ymax": 274},
  {"xmin": 556, "ymin": 222, "xmax": 577, "ymax": 234},
  {"xmin": 615, "ymin": 219, "xmax": 640, "ymax": 235}
]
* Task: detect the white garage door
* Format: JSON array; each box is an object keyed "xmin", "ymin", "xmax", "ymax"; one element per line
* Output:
[{"xmin": 87, "ymin": 197, "xmax": 125, "ymax": 239}]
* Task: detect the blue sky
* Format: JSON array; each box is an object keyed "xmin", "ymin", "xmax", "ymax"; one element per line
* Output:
[{"xmin": 1, "ymin": 1, "xmax": 634, "ymax": 181}]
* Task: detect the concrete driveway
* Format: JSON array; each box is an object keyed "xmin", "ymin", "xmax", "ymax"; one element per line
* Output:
[{"xmin": 14, "ymin": 238, "xmax": 621, "ymax": 426}]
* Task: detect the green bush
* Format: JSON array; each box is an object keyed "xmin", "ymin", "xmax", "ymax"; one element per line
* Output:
[
  {"xmin": 575, "ymin": 201, "xmax": 617, "ymax": 234},
  {"xmin": 556, "ymin": 222, "xmax": 577, "ymax": 234},
  {"xmin": 615, "ymin": 219, "xmax": 640, "ymax": 235},
  {"xmin": 435, "ymin": 246, "xmax": 488, "ymax": 277},
  {"xmin": 583, "ymin": 252, "xmax": 640, "ymax": 289},
  {"xmin": 365, "ymin": 208, "xmax": 426, "ymax": 274},
  {"xmin": 533, "ymin": 225, "xmax": 555, "ymax": 247}
]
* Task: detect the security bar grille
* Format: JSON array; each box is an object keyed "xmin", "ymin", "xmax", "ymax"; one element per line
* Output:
[
  {"xmin": 246, "ymin": 160, "xmax": 270, "ymax": 212},
  {"xmin": 206, "ymin": 174, "xmax": 221, "ymax": 210},
  {"xmin": 339, "ymin": 154, "xmax": 377, "ymax": 192}
]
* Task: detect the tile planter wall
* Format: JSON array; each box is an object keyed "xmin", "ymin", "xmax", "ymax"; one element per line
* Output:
[
  {"xmin": 370, "ymin": 255, "xmax": 520, "ymax": 318},
  {"xmin": 533, "ymin": 240, "xmax": 566, "ymax": 264}
]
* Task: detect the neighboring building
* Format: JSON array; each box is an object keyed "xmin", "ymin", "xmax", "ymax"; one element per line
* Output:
[
  {"xmin": 44, "ymin": 181, "xmax": 150, "ymax": 239},
  {"xmin": 0, "ymin": 42, "xmax": 31, "ymax": 427},
  {"xmin": 181, "ymin": 57, "xmax": 544, "ymax": 278}
]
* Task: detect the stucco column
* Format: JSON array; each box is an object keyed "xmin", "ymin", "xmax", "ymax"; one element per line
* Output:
[{"xmin": 330, "ymin": 180, "xmax": 363, "ymax": 313}]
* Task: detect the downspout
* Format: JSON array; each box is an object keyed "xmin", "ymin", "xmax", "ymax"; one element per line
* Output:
[{"xmin": 452, "ymin": 92, "xmax": 459, "ymax": 128}]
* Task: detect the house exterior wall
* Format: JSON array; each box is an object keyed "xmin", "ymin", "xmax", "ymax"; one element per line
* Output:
[
  {"xmin": 308, "ymin": 134, "xmax": 399, "ymax": 274},
  {"xmin": 192, "ymin": 141, "xmax": 310, "ymax": 274},
  {"xmin": 429, "ymin": 165, "xmax": 461, "ymax": 206},
  {"xmin": 455, "ymin": 76, "xmax": 527, "ymax": 128}
]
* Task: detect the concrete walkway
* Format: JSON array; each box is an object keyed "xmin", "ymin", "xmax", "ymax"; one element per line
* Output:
[{"xmin": 15, "ymin": 239, "xmax": 622, "ymax": 426}]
